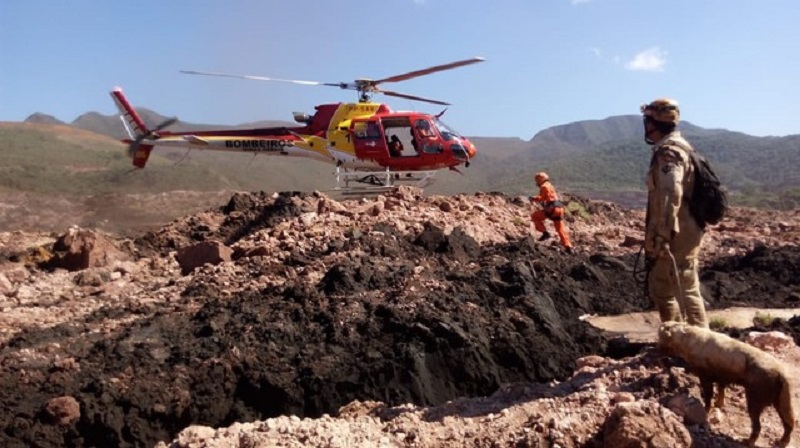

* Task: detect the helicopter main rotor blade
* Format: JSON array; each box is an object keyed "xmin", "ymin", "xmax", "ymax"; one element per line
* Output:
[
  {"xmin": 180, "ymin": 58, "xmax": 485, "ymax": 104},
  {"xmin": 379, "ymin": 89, "xmax": 451, "ymax": 106},
  {"xmin": 374, "ymin": 57, "xmax": 485, "ymax": 85},
  {"xmin": 180, "ymin": 70, "xmax": 340, "ymax": 87}
]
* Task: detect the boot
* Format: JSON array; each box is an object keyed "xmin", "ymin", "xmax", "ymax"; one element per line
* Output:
[
  {"xmin": 565, "ymin": 246, "xmax": 573, "ymax": 254},
  {"xmin": 538, "ymin": 232, "xmax": 551, "ymax": 242}
]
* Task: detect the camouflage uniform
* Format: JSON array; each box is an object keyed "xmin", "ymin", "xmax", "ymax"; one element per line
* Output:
[{"xmin": 645, "ymin": 131, "xmax": 708, "ymax": 328}]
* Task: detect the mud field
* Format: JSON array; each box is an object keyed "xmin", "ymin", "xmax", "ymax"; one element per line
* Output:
[{"xmin": 1, "ymin": 192, "xmax": 798, "ymax": 447}]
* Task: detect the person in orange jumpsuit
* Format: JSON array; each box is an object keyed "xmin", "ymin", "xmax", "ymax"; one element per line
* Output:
[{"xmin": 530, "ymin": 172, "xmax": 573, "ymax": 253}]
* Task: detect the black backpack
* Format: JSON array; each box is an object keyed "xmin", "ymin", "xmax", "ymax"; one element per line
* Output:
[
  {"xmin": 652, "ymin": 140, "xmax": 728, "ymax": 229},
  {"xmin": 686, "ymin": 150, "xmax": 728, "ymax": 228}
]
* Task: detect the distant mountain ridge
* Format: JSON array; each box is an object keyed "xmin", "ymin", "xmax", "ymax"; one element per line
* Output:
[
  {"xmin": 524, "ymin": 116, "xmax": 733, "ymax": 162},
  {"xmin": 494, "ymin": 115, "xmax": 800, "ymax": 209},
  {"xmin": 534, "ymin": 115, "xmax": 643, "ymax": 149},
  {"xmin": 25, "ymin": 108, "xmax": 294, "ymax": 141},
  {"xmin": 24, "ymin": 113, "xmax": 64, "ymax": 125}
]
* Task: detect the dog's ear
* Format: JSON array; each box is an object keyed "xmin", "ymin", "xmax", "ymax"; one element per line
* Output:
[{"xmin": 658, "ymin": 322, "xmax": 676, "ymax": 338}]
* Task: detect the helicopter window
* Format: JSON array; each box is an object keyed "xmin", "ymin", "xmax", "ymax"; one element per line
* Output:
[
  {"xmin": 366, "ymin": 122, "xmax": 382, "ymax": 138},
  {"xmin": 380, "ymin": 117, "xmax": 411, "ymax": 128},
  {"xmin": 421, "ymin": 142, "xmax": 443, "ymax": 154},
  {"xmin": 434, "ymin": 119, "xmax": 461, "ymax": 142},
  {"xmin": 414, "ymin": 119, "xmax": 436, "ymax": 138},
  {"xmin": 353, "ymin": 121, "xmax": 383, "ymax": 140},
  {"xmin": 354, "ymin": 122, "xmax": 368, "ymax": 138}
]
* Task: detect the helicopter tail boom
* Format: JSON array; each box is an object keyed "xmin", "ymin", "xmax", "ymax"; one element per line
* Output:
[
  {"xmin": 110, "ymin": 87, "xmax": 180, "ymax": 168},
  {"xmin": 110, "ymin": 87, "xmax": 149, "ymax": 140}
]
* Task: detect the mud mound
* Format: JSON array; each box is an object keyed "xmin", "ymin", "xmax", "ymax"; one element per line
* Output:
[
  {"xmin": 0, "ymin": 217, "xmax": 647, "ymax": 445},
  {"xmin": 702, "ymin": 244, "xmax": 800, "ymax": 308},
  {"xmin": 1, "ymin": 190, "xmax": 798, "ymax": 447},
  {"xmin": 133, "ymin": 191, "xmax": 315, "ymax": 258}
]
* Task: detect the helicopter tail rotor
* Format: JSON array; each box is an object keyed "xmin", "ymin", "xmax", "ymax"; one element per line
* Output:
[
  {"xmin": 126, "ymin": 117, "xmax": 178, "ymax": 159},
  {"xmin": 110, "ymin": 88, "xmax": 178, "ymax": 168}
]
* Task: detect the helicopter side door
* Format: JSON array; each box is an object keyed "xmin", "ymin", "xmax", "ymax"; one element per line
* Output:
[{"xmin": 351, "ymin": 119, "xmax": 387, "ymax": 160}]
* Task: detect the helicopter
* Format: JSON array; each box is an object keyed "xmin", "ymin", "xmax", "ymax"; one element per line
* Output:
[{"xmin": 110, "ymin": 57, "xmax": 485, "ymax": 192}]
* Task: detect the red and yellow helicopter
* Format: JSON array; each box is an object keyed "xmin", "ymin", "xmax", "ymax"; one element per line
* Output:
[{"xmin": 110, "ymin": 57, "xmax": 484, "ymax": 191}]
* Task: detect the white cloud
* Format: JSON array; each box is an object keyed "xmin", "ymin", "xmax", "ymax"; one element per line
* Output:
[
  {"xmin": 625, "ymin": 47, "xmax": 667, "ymax": 72},
  {"xmin": 589, "ymin": 47, "xmax": 602, "ymax": 58},
  {"xmin": 571, "ymin": 0, "xmax": 592, "ymax": 4}
]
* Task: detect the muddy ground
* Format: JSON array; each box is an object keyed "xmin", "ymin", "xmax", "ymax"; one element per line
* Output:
[{"xmin": 0, "ymin": 191, "xmax": 798, "ymax": 447}]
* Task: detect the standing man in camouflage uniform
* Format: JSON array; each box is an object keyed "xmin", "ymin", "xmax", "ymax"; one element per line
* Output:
[{"xmin": 642, "ymin": 98, "xmax": 708, "ymax": 328}]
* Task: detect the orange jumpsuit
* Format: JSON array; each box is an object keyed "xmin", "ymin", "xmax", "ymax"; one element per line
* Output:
[{"xmin": 531, "ymin": 181, "xmax": 572, "ymax": 249}]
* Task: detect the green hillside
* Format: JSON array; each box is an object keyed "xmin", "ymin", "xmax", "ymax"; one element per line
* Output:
[
  {"xmin": 0, "ymin": 122, "xmax": 345, "ymax": 198},
  {"xmin": 492, "ymin": 132, "xmax": 800, "ymax": 209},
  {"xmin": 0, "ymin": 122, "xmax": 502, "ymax": 198},
  {"xmin": 0, "ymin": 124, "xmax": 246, "ymax": 195},
  {"xmin": 3, "ymin": 115, "xmax": 800, "ymax": 211}
]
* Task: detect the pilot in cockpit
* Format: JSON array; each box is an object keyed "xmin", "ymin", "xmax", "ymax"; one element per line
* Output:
[{"xmin": 410, "ymin": 129, "xmax": 419, "ymax": 153}]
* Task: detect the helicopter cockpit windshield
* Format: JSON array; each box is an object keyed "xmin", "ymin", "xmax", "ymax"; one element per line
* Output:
[
  {"xmin": 433, "ymin": 118, "xmax": 472, "ymax": 163},
  {"xmin": 433, "ymin": 118, "xmax": 463, "ymax": 142}
]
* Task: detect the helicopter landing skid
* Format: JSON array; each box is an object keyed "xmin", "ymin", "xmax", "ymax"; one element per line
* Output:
[{"xmin": 333, "ymin": 168, "xmax": 437, "ymax": 192}]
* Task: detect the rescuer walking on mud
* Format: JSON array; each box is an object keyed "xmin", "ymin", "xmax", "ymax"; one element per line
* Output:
[
  {"xmin": 530, "ymin": 172, "xmax": 573, "ymax": 253},
  {"xmin": 642, "ymin": 98, "xmax": 708, "ymax": 328}
]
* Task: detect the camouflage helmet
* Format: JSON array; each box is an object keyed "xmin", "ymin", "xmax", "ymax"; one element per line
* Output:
[
  {"xmin": 534, "ymin": 172, "xmax": 549, "ymax": 186},
  {"xmin": 641, "ymin": 98, "xmax": 680, "ymax": 125}
]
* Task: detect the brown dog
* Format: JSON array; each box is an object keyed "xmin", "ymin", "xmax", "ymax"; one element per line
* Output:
[{"xmin": 658, "ymin": 321, "xmax": 795, "ymax": 447}]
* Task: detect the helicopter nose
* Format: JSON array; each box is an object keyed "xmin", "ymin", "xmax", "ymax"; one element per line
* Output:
[{"xmin": 467, "ymin": 142, "xmax": 477, "ymax": 158}]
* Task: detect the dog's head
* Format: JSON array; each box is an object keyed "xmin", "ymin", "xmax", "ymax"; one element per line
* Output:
[{"xmin": 657, "ymin": 321, "xmax": 687, "ymax": 354}]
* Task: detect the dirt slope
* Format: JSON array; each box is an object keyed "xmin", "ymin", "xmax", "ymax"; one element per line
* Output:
[{"xmin": 0, "ymin": 188, "xmax": 798, "ymax": 447}]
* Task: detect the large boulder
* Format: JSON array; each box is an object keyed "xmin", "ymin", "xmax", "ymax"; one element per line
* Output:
[
  {"xmin": 603, "ymin": 401, "xmax": 692, "ymax": 447},
  {"xmin": 43, "ymin": 396, "xmax": 80, "ymax": 427},
  {"xmin": 47, "ymin": 227, "xmax": 129, "ymax": 271},
  {"xmin": 176, "ymin": 241, "xmax": 233, "ymax": 275}
]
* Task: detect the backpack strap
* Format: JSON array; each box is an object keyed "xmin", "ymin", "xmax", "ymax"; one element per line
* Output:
[
  {"xmin": 652, "ymin": 137, "xmax": 695, "ymax": 184},
  {"xmin": 649, "ymin": 137, "xmax": 691, "ymax": 167},
  {"xmin": 658, "ymin": 137, "xmax": 693, "ymax": 157}
]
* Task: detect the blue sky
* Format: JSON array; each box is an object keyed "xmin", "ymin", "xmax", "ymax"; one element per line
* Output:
[{"xmin": 1, "ymin": 0, "xmax": 798, "ymax": 139}]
